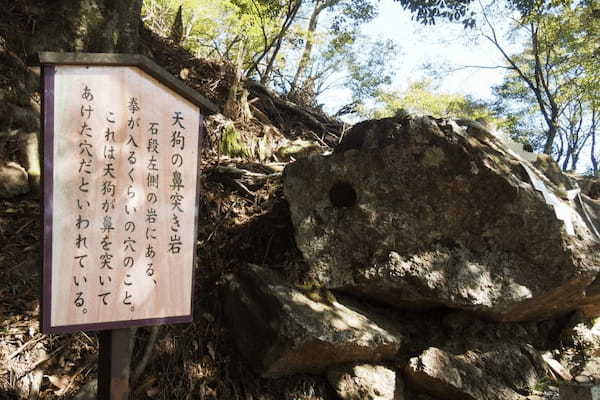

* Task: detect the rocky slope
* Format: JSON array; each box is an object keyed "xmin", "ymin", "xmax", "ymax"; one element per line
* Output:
[
  {"xmin": 1, "ymin": 3, "xmax": 599, "ymax": 398},
  {"xmin": 224, "ymin": 115, "xmax": 600, "ymax": 400}
]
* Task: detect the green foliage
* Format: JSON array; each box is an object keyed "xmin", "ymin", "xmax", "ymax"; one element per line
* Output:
[
  {"xmin": 345, "ymin": 39, "xmax": 397, "ymax": 104},
  {"xmin": 392, "ymin": 0, "xmax": 545, "ymax": 28},
  {"xmin": 395, "ymin": 0, "xmax": 477, "ymax": 27},
  {"xmin": 490, "ymin": 0, "xmax": 600, "ymax": 166},
  {"xmin": 143, "ymin": 0, "xmax": 241, "ymax": 56},
  {"xmin": 368, "ymin": 79, "xmax": 498, "ymax": 121},
  {"xmin": 533, "ymin": 376, "xmax": 553, "ymax": 393},
  {"xmin": 280, "ymin": 0, "xmax": 381, "ymax": 108},
  {"xmin": 142, "ymin": 0, "xmax": 297, "ymax": 72},
  {"xmin": 492, "ymin": 74, "xmax": 546, "ymax": 148},
  {"xmin": 143, "ymin": 0, "xmax": 386, "ymax": 107},
  {"xmin": 330, "ymin": 0, "xmax": 378, "ymax": 34}
]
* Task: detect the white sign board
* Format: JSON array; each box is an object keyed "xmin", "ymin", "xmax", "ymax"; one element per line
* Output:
[{"xmin": 41, "ymin": 57, "xmax": 203, "ymax": 333}]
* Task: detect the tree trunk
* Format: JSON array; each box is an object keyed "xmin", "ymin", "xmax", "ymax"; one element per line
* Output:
[
  {"xmin": 260, "ymin": 0, "xmax": 302, "ymax": 84},
  {"xmin": 562, "ymin": 147, "xmax": 571, "ymax": 171},
  {"xmin": 3, "ymin": 0, "xmax": 143, "ymax": 125},
  {"xmin": 290, "ymin": 2, "xmax": 323, "ymax": 94},
  {"xmin": 556, "ymin": 131, "xmax": 564, "ymax": 164},
  {"xmin": 0, "ymin": 0, "xmax": 144, "ymax": 194},
  {"xmin": 591, "ymin": 116, "xmax": 598, "ymax": 176},
  {"xmin": 20, "ymin": 0, "xmax": 143, "ymax": 56},
  {"xmin": 224, "ymin": 41, "xmax": 247, "ymax": 120},
  {"xmin": 261, "ymin": 32, "xmax": 286, "ymax": 84},
  {"xmin": 170, "ymin": 5, "xmax": 184, "ymax": 45},
  {"xmin": 571, "ymin": 151, "xmax": 579, "ymax": 171},
  {"xmin": 248, "ymin": 0, "xmax": 302, "ymax": 83},
  {"xmin": 543, "ymin": 117, "xmax": 559, "ymax": 155}
]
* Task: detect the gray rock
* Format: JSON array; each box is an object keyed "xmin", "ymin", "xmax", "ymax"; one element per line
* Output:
[
  {"xmin": 17, "ymin": 132, "xmax": 40, "ymax": 194},
  {"xmin": 576, "ymin": 376, "xmax": 594, "ymax": 383},
  {"xmin": 0, "ymin": 161, "xmax": 29, "ymax": 198},
  {"xmin": 276, "ymin": 138, "xmax": 323, "ymax": 161},
  {"xmin": 541, "ymin": 352, "xmax": 572, "ymax": 381},
  {"xmin": 283, "ymin": 116, "xmax": 600, "ymax": 321},
  {"xmin": 559, "ymin": 382, "xmax": 600, "ymax": 400},
  {"xmin": 573, "ymin": 174, "xmax": 600, "ymax": 200},
  {"xmin": 404, "ymin": 347, "xmax": 528, "ymax": 400},
  {"xmin": 222, "ymin": 264, "xmax": 404, "ymax": 378},
  {"xmin": 327, "ymin": 363, "xmax": 405, "ymax": 400},
  {"xmin": 560, "ymin": 312, "xmax": 600, "ymax": 378}
]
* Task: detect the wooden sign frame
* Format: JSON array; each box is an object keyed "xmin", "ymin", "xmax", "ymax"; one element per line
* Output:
[{"xmin": 39, "ymin": 52, "xmax": 213, "ymax": 334}]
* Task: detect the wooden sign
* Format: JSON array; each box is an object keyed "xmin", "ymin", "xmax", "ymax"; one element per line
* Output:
[{"xmin": 40, "ymin": 53, "xmax": 213, "ymax": 334}]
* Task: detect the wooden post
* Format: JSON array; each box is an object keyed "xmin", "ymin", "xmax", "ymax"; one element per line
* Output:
[{"xmin": 97, "ymin": 329, "xmax": 133, "ymax": 400}]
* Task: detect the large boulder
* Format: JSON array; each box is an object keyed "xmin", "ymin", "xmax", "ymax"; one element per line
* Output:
[
  {"xmin": 283, "ymin": 116, "xmax": 600, "ymax": 321},
  {"xmin": 222, "ymin": 264, "xmax": 404, "ymax": 378},
  {"xmin": 403, "ymin": 346, "xmax": 543, "ymax": 400}
]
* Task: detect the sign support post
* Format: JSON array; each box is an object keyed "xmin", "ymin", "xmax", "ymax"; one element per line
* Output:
[{"xmin": 97, "ymin": 328, "xmax": 133, "ymax": 400}]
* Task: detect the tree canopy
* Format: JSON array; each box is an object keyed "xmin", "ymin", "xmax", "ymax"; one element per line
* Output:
[
  {"xmin": 485, "ymin": 0, "xmax": 599, "ymax": 170},
  {"xmin": 1, "ymin": 0, "xmax": 596, "ymax": 171},
  {"xmin": 367, "ymin": 79, "xmax": 499, "ymax": 121},
  {"xmin": 138, "ymin": 0, "xmax": 600, "ymax": 172}
]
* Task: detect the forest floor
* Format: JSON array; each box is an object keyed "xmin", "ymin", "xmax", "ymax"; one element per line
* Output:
[
  {"xmin": 0, "ymin": 158, "xmax": 338, "ymax": 400},
  {"xmin": 0, "ymin": 60, "xmax": 337, "ymax": 399}
]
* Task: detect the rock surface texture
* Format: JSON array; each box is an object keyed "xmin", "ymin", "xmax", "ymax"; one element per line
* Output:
[
  {"xmin": 327, "ymin": 363, "xmax": 404, "ymax": 400},
  {"xmin": 575, "ymin": 175, "xmax": 600, "ymax": 200},
  {"xmin": 559, "ymin": 312, "xmax": 600, "ymax": 381},
  {"xmin": 404, "ymin": 346, "xmax": 539, "ymax": 400},
  {"xmin": 223, "ymin": 264, "xmax": 404, "ymax": 378},
  {"xmin": 283, "ymin": 116, "xmax": 600, "ymax": 321},
  {"xmin": 558, "ymin": 382, "xmax": 600, "ymax": 400},
  {"xmin": 0, "ymin": 161, "xmax": 29, "ymax": 198}
]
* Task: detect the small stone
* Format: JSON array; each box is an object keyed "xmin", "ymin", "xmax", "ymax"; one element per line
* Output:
[
  {"xmin": 542, "ymin": 352, "xmax": 572, "ymax": 381},
  {"xmin": 18, "ymin": 131, "xmax": 40, "ymax": 194},
  {"xmin": 179, "ymin": 68, "xmax": 190, "ymax": 80},
  {"xmin": 0, "ymin": 161, "xmax": 29, "ymax": 198},
  {"xmin": 276, "ymin": 138, "xmax": 322, "ymax": 161},
  {"xmin": 575, "ymin": 375, "xmax": 593, "ymax": 383},
  {"xmin": 327, "ymin": 363, "xmax": 404, "ymax": 400}
]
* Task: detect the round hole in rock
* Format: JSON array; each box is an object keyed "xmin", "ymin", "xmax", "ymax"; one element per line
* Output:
[{"xmin": 329, "ymin": 182, "xmax": 357, "ymax": 208}]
